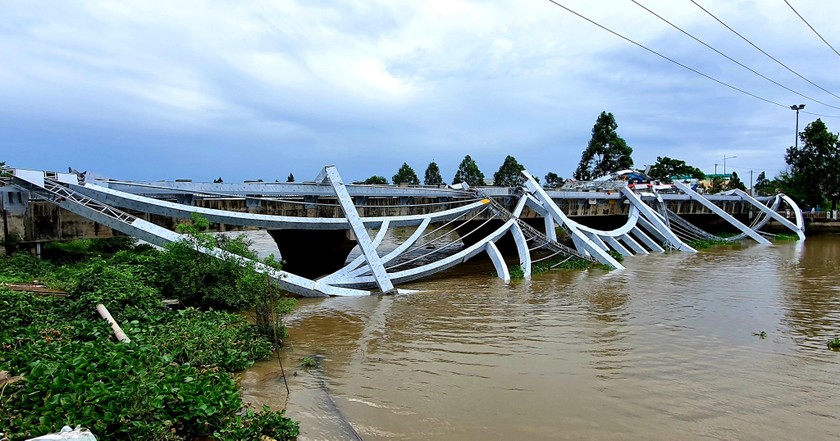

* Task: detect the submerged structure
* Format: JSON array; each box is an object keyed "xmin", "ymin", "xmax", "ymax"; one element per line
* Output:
[{"xmin": 1, "ymin": 166, "xmax": 804, "ymax": 297}]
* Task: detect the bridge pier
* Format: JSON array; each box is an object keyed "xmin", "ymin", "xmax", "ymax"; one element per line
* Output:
[{"xmin": 268, "ymin": 229, "xmax": 357, "ymax": 279}]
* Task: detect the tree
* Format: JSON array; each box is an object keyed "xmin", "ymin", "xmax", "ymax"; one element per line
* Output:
[
  {"xmin": 492, "ymin": 155, "xmax": 525, "ymax": 187},
  {"xmin": 753, "ymin": 171, "xmax": 768, "ymax": 195},
  {"xmin": 647, "ymin": 156, "xmax": 705, "ymax": 181},
  {"xmin": 286, "ymin": 173, "xmax": 295, "ymax": 183},
  {"xmin": 544, "ymin": 172, "xmax": 563, "ymax": 188},
  {"xmin": 392, "ymin": 162, "xmax": 420, "ymax": 185},
  {"xmin": 573, "ymin": 111, "xmax": 634, "ymax": 180},
  {"xmin": 785, "ymin": 118, "xmax": 840, "ymax": 209},
  {"xmin": 424, "ymin": 161, "xmax": 443, "ymax": 185},
  {"xmin": 452, "ymin": 155, "xmax": 486, "ymax": 186},
  {"xmin": 724, "ymin": 171, "xmax": 747, "ymax": 191},
  {"xmin": 361, "ymin": 175, "xmax": 388, "ymax": 185},
  {"xmin": 213, "ymin": 177, "xmax": 223, "ymax": 183},
  {"xmin": 709, "ymin": 176, "xmax": 725, "ymax": 194}
]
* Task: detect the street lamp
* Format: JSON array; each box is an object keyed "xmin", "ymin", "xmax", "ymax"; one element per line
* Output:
[
  {"xmin": 723, "ymin": 155, "xmax": 736, "ymax": 175},
  {"xmin": 790, "ymin": 104, "xmax": 805, "ymax": 149}
]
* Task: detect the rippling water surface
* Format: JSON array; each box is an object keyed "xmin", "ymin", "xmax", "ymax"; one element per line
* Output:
[{"xmin": 238, "ymin": 232, "xmax": 840, "ymax": 440}]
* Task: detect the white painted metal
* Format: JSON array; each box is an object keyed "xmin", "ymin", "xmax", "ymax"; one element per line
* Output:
[
  {"xmin": 324, "ymin": 166, "xmax": 394, "ymax": 293},
  {"xmin": 620, "ymin": 233, "xmax": 648, "ymax": 254},
  {"xmin": 74, "ymin": 182, "xmax": 487, "ymax": 230},
  {"xmin": 602, "ymin": 235, "xmax": 632, "ymax": 257},
  {"xmin": 780, "ymin": 194, "xmax": 805, "ymax": 233},
  {"xmin": 620, "ymin": 187, "xmax": 696, "ymax": 252},
  {"xmin": 731, "ymin": 189, "xmax": 805, "ymax": 240},
  {"xmin": 522, "ymin": 171, "xmax": 624, "ymax": 269},
  {"xmin": 485, "ymin": 241, "xmax": 510, "ymax": 283},
  {"xmin": 631, "ymin": 227, "xmax": 665, "ymax": 253},
  {"xmin": 673, "ymin": 181, "xmax": 771, "ymax": 245},
  {"xmin": 510, "ymin": 222, "xmax": 532, "ymax": 278},
  {"xmin": 319, "ymin": 220, "xmax": 391, "ymax": 284}
]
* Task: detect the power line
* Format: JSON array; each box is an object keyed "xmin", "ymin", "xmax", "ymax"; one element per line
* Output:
[
  {"xmin": 544, "ymin": 0, "xmax": 787, "ymax": 108},
  {"xmin": 690, "ymin": 0, "xmax": 840, "ymax": 102},
  {"xmin": 783, "ymin": 0, "xmax": 840, "ymax": 60},
  {"xmin": 630, "ymin": 0, "xmax": 840, "ymax": 111}
]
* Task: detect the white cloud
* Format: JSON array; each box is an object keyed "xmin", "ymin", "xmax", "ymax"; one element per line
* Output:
[{"xmin": 1, "ymin": 0, "xmax": 839, "ymax": 181}]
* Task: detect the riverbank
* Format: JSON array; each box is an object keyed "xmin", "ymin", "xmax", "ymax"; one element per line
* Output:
[{"xmin": 0, "ymin": 235, "xmax": 299, "ymax": 441}]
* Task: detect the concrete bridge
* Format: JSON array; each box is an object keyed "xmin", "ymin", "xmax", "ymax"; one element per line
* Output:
[{"xmin": 1, "ymin": 166, "xmax": 804, "ymax": 297}]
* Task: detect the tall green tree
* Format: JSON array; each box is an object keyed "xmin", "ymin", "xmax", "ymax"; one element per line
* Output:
[
  {"xmin": 724, "ymin": 171, "xmax": 747, "ymax": 191},
  {"xmin": 647, "ymin": 156, "xmax": 705, "ymax": 181},
  {"xmin": 286, "ymin": 173, "xmax": 295, "ymax": 183},
  {"xmin": 492, "ymin": 155, "xmax": 525, "ymax": 187},
  {"xmin": 785, "ymin": 118, "xmax": 840, "ymax": 208},
  {"xmin": 424, "ymin": 161, "xmax": 443, "ymax": 185},
  {"xmin": 544, "ymin": 172, "xmax": 563, "ymax": 188},
  {"xmin": 392, "ymin": 162, "xmax": 420, "ymax": 185},
  {"xmin": 452, "ymin": 155, "xmax": 486, "ymax": 186},
  {"xmin": 573, "ymin": 111, "xmax": 634, "ymax": 180}
]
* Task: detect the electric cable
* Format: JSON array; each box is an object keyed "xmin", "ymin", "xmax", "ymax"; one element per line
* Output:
[
  {"xmin": 690, "ymin": 0, "xmax": 840, "ymax": 102},
  {"xmin": 631, "ymin": 0, "xmax": 840, "ymax": 110},
  {"xmin": 544, "ymin": 0, "xmax": 788, "ymax": 109},
  {"xmin": 783, "ymin": 0, "xmax": 840, "ymax": 60}
]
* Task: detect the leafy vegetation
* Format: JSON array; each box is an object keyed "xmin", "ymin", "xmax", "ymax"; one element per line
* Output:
[
  {"xmin": 492, "ymin": 155, "xmax": 525, "ymax": 187},
  {"xmin": 300, "ymin": 356, "xmax": 318, "ymax": 368},
  {"xmin": 648, "ymin": 156, "xmax": 705, "ymax": 181},
  {"xmin": 423, "ymin": 161, "xmax": 443, "ymax": 185},
  {"xmin": 686, "ymin": 238, "xmax": 740, "ymax": 249},
  {"xmin": 392, "ymin": 162, "xmax": 420, "ymax": 185},
  {"xmin": 784, "ymin": 118, "xmax": 840, "ymax": 209},
  {"xmin": 574, "ymin": 111, "xmax": 633, "ymax": 180},
  {"xmin": 544, "ymin": 172, "xmax": 563, "ymax": 188},
  {"xmin": 828, "ymin": 338, "xmax": 840, "ymax": 350},
  {"xmin": 503, "ymin": 255, "xmax": 598, "ymax": 279},
  {"xmin": 360, "ymin": 175, "xmax": 388, "ymax": 185},
  {"xmin": 0, "ymin": 221, "xmax": 299, "ymax": 440},
  {"xmin": 452, "ymin": 154, "xmax": 486, "ymax": 187},
  {"xmin": 773, "ymin": 233, "xmax": 800, "ymax": 241},
  {"xmin": 725, "ymin": 171, "xmax": 747, "ymax": 191}
]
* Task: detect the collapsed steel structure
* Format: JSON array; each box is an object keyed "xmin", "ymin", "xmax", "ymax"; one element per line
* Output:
[{"xmin": 3, "ymin": 166, "xmax": 805, "ymax": 297}]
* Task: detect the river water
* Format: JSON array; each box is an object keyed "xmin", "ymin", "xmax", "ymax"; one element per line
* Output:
[{"xmin": 236, "ymin": 232, "xmax": 840, "ymax": 440}]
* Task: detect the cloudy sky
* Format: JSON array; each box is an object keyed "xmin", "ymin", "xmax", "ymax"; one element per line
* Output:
[{"xmin": 2, "ymin": 0, "xmax": 839, "ymax": 184}]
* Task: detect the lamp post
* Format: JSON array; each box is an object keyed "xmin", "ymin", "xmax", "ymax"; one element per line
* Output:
[
  {"xmin": 723, "ymin": 155, "xmax": 736, "ymax": 175},
  {"xmin": 790, "ymin": 104, "xmax": 805, "ymax": 149}
]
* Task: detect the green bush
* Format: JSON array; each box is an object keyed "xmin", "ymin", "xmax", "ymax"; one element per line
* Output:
[
  {"xmin": 141, "ymin": 308, "xmax": 274, "ymax": 371},
  {"xmin": 0, "ymin": 288, "xmax": 65, "ymax": 338},
  {"xmin": 0, "ymin": 252, "xmax": 54, "ymax": 284},
  {"xmin": 0, "ymin": 292, "xmax": 298, "ymax": 441},
  {"xmin": 0, "ymin": 216, "xmax": 299, "ymax": 440},
  {"xmin": 60, "ymin": 257, "xmax": 165, "ymax": 321}
]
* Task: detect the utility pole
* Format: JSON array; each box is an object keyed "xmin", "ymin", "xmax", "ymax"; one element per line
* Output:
[
  {"xmin": 723, "ymin": 155, "xmax": 737, "ymax": 175},
  {"xmin": 750, "ymin": 170, "xmax": 754, "ymax": 195},
  {"xmin": 714, "ymin": 163, "xmax": 718, "ymax": 175},
  {"xmin": 790, "ymin": 104, "xmax": 805, "ymax": 148}
]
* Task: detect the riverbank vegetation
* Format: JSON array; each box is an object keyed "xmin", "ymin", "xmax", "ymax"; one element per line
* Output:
[
  {"xmin": 0, "ymin": 226, "xmax": 299, "ymax": 440},
  {"xmin": 502, "ymin": 250, "xmax": 619, "ymax": 279}
]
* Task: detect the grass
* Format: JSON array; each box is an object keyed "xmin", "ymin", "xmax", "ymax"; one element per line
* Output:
[{"xmin": 687, "ymin": 238, "xmax": 741, "ymax": 249}]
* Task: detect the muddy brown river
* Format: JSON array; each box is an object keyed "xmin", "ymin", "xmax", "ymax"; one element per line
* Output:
[{"xmin": 237, "ymin": 232, "xmax": 840, "ymax": 440}]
